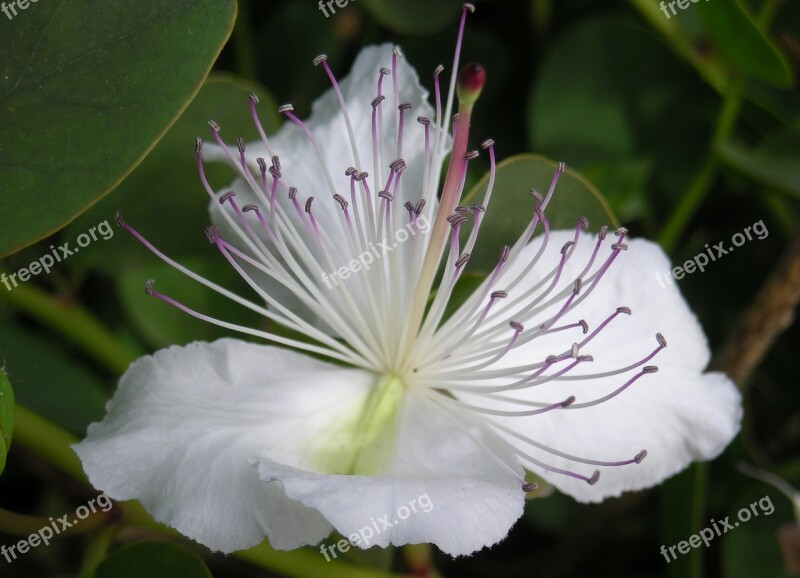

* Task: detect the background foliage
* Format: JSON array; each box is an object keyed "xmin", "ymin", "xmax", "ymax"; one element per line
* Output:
[{"xmin": 1, "ymin": 0, "xmax": 799, "ymax": 577}]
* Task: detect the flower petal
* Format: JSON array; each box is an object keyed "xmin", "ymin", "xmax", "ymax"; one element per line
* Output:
[
  {"xmin": 253, "ymin": 389, "xmax": 525, "ymax": 556},
  {"xmin": 455, "ymin": 231, "xmax": 742, "ymax": 501},
  {"xmin": 73, "ymin": 339, "xmax": 379, "ymax": 552}
]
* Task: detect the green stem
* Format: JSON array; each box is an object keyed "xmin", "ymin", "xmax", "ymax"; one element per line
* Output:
[
  {"xmin": 657, "ymin": 77, "xmax": 744, "ymax": 252},
  {"xmin": 688, "ymin": 463, "xmax": 708, "ymax": 578},
  {"xmin": 0, "ymin": 274, "xmax": 138, "ymax": 375},
  {"xmin": 79, "ymin": 525, "xmax": 119, "ymax": 578},
  {"xmin": 11, "ymin": 404, "xmax": 405, "ymax": 578}
]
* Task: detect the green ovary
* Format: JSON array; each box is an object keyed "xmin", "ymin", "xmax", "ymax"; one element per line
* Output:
[{"xmin": 313, "ymin": 374, "xmax": 406, "ymax": 476}]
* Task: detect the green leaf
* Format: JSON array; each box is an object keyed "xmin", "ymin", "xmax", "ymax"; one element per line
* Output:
[
  {"xmin": 695, "ymin": 0, "xmax": 792, "ymax": 87},
  {"xmin": 95, "ymin": 542, "xmax": 212, "ymax": 578},
  {"xmin": 462, "ymin": 154, "xmax": 618, "ymax": 272},
  {"xmin": 0, "ymin": 368, "xmax": 13, "ymax": 476},
  {"xmin": 717, "ymin": 128, "xmax": 800, "ymax": 196},
  {"xmin": 65, "ymin": 74, "xmax": 280, "ymax": 272},
  {"xmin": 0, "ymin": 0, "xmax": 238, "ymax": 257},
  {"xmin": 360, "ymin": 0, "xmax": 461, "ymax": 35},
  {"xmin": 0, "ymin": 323, "xmax": 107, "ymax": 436}
]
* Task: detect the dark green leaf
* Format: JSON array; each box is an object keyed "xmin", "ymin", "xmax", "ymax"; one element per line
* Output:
[
  {"xmin": 0, "ymin": 323, "xmax": 107, "ymax": 435},
  {"xmin": 717, "ymin": 128, "xmax": 800, "ymax": 196},
  {"xmin": 0, "ymin": 368, "xmax": 13, "ymax": 475},
  {"xmin": 360, "ymin": 0, "xmax": 461, "ymax": 35},
  {"xmin": 65, "ymin": 74, "xmax": 280, "ymax": 272},
  {"xmin": 695, "ymin": 0, "xmax": 792, "ymax": 87},
  {"xmin": 0, "ymin": 0, "xmax": 237, "ymax": 257},
  {"xmin": 462, "ymin": 154, "xmax": 618, "ymax": 272},
  {"xmin": 95, "ymin": 542, "xmax": 212, "ymax": 578}
]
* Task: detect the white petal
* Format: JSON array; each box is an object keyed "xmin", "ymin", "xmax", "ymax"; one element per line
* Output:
[
  {"xmin": 253, "ymin": 389, "xmax": 525, "ymax": 556},
  {"xmin": 73, "ymin": 339, "xmax": 378, "ymax": 552},
  {"xmin": 455, "ymin": 231, "xmax": 742, "ymax": 501}
]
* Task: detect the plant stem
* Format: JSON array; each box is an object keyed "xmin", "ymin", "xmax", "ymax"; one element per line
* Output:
[{"xmin": 0, "ymin": 274, "xmax": 138, "ymax": 375}]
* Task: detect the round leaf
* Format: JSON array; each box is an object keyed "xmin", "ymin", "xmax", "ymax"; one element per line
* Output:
[
  {"xmin": 462, "ymin": 154, "xmax": 618, "ymax": 272},
  {"xmin": 0, "ymin": 0, "xmax": 237, "ymax": 257},
  {"xmin": 95, "ymin": 542, "xmax": 212, "ymax": 578},
  {"xmin": 360, "ymin": 0, "xmax": 461, "ymax": 35}
]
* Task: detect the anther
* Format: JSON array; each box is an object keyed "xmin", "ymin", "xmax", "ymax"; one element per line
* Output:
[
  {"xmin": 561, "ymin": 241, "xmax": 575, "ymax": 255},
  {"xmin": 616, "ymin": 227, "xmax": 628, "ymax": 236},
  {"xmin": 389, "ymin": 158, "xmax": 406, "ymax": 172},
  {"xmin": 571, "ymin": 343, "xmax": 580, "ymax": 358},
  {"xmin": 634, "ymin": 450, "xmax": 648, "ymax": 464},
  {"xmin": 561, "ymin": 396, "xmax": 576, "ymax": 408},
  {"xmin": 481, "ymin": 138, "xmax": 495, "ymax": 149},
  {"xmin": 257, "ymin": 158, "xmax": 267, "ymax": 173},
  {"xmin": 573, "ymin": 278, "xmax": 582, "ymax": 295},
  {"xmin": 371, "ymin": 95, "xmax": 386, "ymax": 108},
  {"xmin": 288, "ymin": 187, "xmax": 298, "ymax": 200},
  {"xmin": 345, "ymin": 166, "xmax": 357, "ymax": 176},
  {"xmin": 242, "ymin": 205, "xmax": 258, "ymax": 213},
  {"xmin": 269, "ymin": 165, "xmax": 281, "ymax": 179},
  {"xmin": 455, "ymin": 253, "xmax": 470, "ymax": 268},
  {"xmin": 236, "ymin": 137, "xmax": 245, "ymax": 153},
  {"xmin": 579, "ymin": 320, "xmax": 589, "ymax": 334},
  {"xmin": 312, "ymin": 54, "xmax": 327, "ymax": 66},
  {"xmin": 393, "ymin": 46, "xmax": 403, "ymax": 58},
  {"xmin": 545, "ymin": 355, "xmax": 559, "ymax": 365},
  {"xmin": 355, "ymin": 172, "xmax": 368, "ymax": 181},
  {"xmin": 576, "ymin": 355, "xmax": 593, "ymax": 362},
  {"xmin": 114, "ymin": 210, "xmax": 125, "ymax": 227},
  {"xmin": 599, "ymin": 225, "xmax": 608, "ymax": 240},
  {"xmin": 414, "ymin": 199, "xmax": 427, "ymax": 214},
  {"xmin": 207, "ymin": 120, "xmax": 221, "ymax": 131},
  {"xmin": 529, "ymin": 190, "xmax": 543, "ymax": 203},
  {"xmin": 587, "ymin": 470, "xmax": 600, "ymax": 485},
  {"xmin": 473, "ymin": 204, "xmax": 486, "ymax": 213},
  {"xmin": 522, "ymin": 482, "xmax": 539, "ymax": 493},
  {"xmin": 433, "ymin": 64, "xmax": 444, "ymax": 77},
  {"xmin": 509, "ymin": 321, "xmax": 523, "ymax": 332},
  {"xmin": 455, "ymin": 206, "xmax": 471, "ymax": 214},
  {"xmin": 333, "ymin": 194, "xmax": 348, "ymax": 210},
  {"xmin": 195, "ymin": 137, "xmax": 203, "ymax": 153},
  {"xmin": 271, "ymin": 156, "xmax": 281, "ymax": 172},
  {"xmin": 144, "ymin": 279, "xmax": 155, "ymax": 295},
  {"xmin": 611, "ymin": 243, "xmax": 628, "ymax": 251},
  {"xmin": 404, "ymin": 201, "xmax": 415, "ymax": 212},
  {"xmin": 642, "ymin": 366, "xmax": 659, "ymax": 373},
  {"xmin": 464, "ymin": 150, "xmax": 479, "ymax": 161},
  {"xmin": 499, "ymin": 245, "xmax": 510, "ymax": 263},
  {"xmin": 578, "ymin": 216, "xmax": 589, "ymax": 230},
  {"xmin": 380, "ymin": 67, "xmax": 391, "ymax": 76},
  {"xmin": 398, "ymin": 102, "xmax": 412, "ymax": 111},
  {"xmin": 278, "ymin": 104, "xmax": 294, "ymax": 114},
  {"xmin": 617, "ymin": 306, "xmax": 632, "ymax": 315},
  {"xmin": 556, "ymin": 161, "xmax": 565, "ymax": 174},
  {"xmin": 378, "ymin": 190, "xmax": 393, "ymax": 201},
  {"xmin": 219, "ymin": 191, "xmax": 236, "ymax": 204},
  {"xmin": 491, "ymin": 291, "xmax": 508, "ymax": 299},
  {"xmin": 656, "ymin": 333, "xmax": 667, "ymax": 348},
  {"xmin": 417, "ymin": 116, "xmax": 430, "ymax": 125},
  {"xmin": 447, "ymin": 213, "xmax": 468, "ymax": 228},
  {"xmin": 305, "ymin": 197, "xmax": 315, "ymax": 213}
]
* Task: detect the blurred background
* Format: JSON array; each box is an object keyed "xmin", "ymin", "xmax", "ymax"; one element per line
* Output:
[{"xmin": 1, "ymin": 0, "xmax": 799, "ymax": 576}]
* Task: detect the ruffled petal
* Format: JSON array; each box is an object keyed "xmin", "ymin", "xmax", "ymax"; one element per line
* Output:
[
  {"xmin": 253, "ymin": 389, "xmax": 525, "ymax": 556},
  {"xmin": 73, "ymin": 339, "xmax": 379, "ymax": 552},
  {"xmin": 453, "ymin": 231, "xmax": 742, "ymax": 501}
]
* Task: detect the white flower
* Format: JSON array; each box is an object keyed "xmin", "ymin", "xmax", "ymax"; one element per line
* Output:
[{"xmin": 73, "ymin": 7, "xmax": 741, "ymax": 557}]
